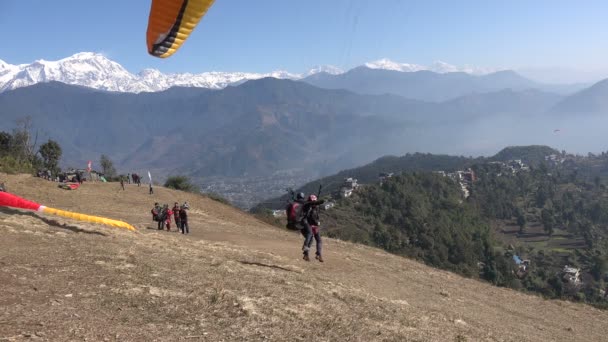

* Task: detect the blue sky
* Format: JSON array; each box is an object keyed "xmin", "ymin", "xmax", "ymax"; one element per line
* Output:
[{"xmin": 1, "ymin": 0, "xmax": 607, "ymax": 78}]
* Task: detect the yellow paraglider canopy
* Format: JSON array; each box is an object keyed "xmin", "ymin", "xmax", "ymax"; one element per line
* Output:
[{"xmin": 146, "ymin": 0, "xmax": 216, "ymax": 58}]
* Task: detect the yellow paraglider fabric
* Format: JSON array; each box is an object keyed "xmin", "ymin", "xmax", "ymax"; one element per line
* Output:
[
  {"xmin": 41, "ymin": 206, "xmax": 136, "ymax": 231},
  {"xmin": 146, "ymin": 0, "xmax": 216, "ymax": 58}
]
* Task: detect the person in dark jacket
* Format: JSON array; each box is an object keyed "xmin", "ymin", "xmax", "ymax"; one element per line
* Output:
[
  {"xmin": 152, "ymin": 203, "xmax": 164, "ymax": 230},
  {"xmin": 179, "ymin": 204, "xmax": 189, "ymax": 234},
  {"xmin": 296, "ymin": 193, "xmax": 325, "ymax": 261},
  {"xmin": 151, "ymin": 202, "xmax": 160, "ymax": 221},
  {"xmin": 305, "ymin": 194, "xmax": 324, "ymax": 262}
]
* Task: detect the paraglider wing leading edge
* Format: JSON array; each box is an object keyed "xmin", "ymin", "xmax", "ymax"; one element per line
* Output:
[{"xmin": 146, "ymin": 0, "xmax": 216, "ymax": 58}]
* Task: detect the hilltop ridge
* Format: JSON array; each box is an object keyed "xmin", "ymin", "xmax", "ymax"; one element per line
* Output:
[{"xmin": 1, "ymin": 173, "xmax": 608, "ymax": 341}]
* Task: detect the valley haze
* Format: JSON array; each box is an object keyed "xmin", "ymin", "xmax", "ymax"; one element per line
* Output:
[{"xmin": 0, "ymin": 53, "xmax": 606, "ymax": 208}]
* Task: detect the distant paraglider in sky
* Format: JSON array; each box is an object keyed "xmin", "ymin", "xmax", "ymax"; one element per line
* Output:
[
  {"xmin": 146, "ymin": 0, "xmax": 216, "ymax": 58},
  {"xmin": 553, "ymin": 129, "xmax": 561, "ymax": 133}
]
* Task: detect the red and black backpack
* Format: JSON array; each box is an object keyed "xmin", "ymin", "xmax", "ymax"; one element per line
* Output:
[{"xmin": 285, "ymin": 201, "xmax": 304, "ymax": 230}]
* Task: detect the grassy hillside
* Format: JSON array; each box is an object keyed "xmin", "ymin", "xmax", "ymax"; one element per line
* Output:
[{"xmin": 1, "ymin": 173, "xmax": 608, "ymax": 341}]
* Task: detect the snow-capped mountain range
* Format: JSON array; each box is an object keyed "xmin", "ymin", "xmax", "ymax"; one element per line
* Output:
[
  {"xmin": 0, "ymin": 52, "xmax": 500, "ymax": 93},
  {"xmin": 364, "ymin": 58, "xmax": 499, "ymax": 75}
]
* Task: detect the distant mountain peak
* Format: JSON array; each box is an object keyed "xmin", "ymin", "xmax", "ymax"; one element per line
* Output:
[
  {"xmin": 0, "ymin": 59, "xmax": 13, "ymax": 72},
  {"xmin": 66, "ymin": 51, "xmax": 106, "ymax": 59},
  {"xmin": 305, "ymin": 65, "xmax": 344, "ymax": 76},
  {"xmin": 0, "ymin": 52, "xmax": 293, "ymax": 93},
  {"xmin": 365, "ymin": 59, "xmax": 426, "ymax": 72},
  {"xmin": 0, "ymin": 52, "xmax": 508, "ymax": 94},
  {"xmin": 364, "ymin": 58, "xmax": 501, "ymax": 75}
]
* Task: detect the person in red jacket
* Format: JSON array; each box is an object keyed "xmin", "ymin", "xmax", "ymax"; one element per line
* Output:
[
  {"xmin": 172, "ymin": 202, "xmax": 181, "ymax": 230},
  {"xmin": 165, "ymin": 204, "xmax": 173, "ymax": 231}
]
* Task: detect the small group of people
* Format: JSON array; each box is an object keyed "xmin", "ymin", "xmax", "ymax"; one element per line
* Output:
[
  {"xmin": 287, "ymin": 193, "xmax": 325, "ymax": 262},
  {"xmin": 151, "ymin": 201, "xmax": 190, "ymax": 234},
  {"xmin": 36, "ymin": 170, "xmax": 83, "ymax": 183},
  {"xmin": 119, "ymin": 173, "xmax": 143, "ymax": 190},
  {"xmin": 120, "ymin": 173, "xmax": 141, "ymax": 186},
  {"xmin": 36, "ymin": 169, "xmax": 53, "ymax": 180}
]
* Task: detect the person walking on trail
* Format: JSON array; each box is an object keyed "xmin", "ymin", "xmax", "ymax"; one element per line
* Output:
[
  {"xmin": 127, "ymin": 173, "xmax": 131, "ymax": 184},
  {"xmin": 179, "ymin": 204, "xmax": 189, "ymax": 234},
  {"xmin": 149, "ymin": 183, "xmax": 154, "ymax": 195},
  {"xmin": 305, "ymin": 194, "xmax": 324, "ymax": 262},
  {"xmin": 120, "ymin": 178, "xmax": 125, "ymax": 191},
  {"xmin": 172, "ymin": 202, "xmax": 181, "ymax": 231}
]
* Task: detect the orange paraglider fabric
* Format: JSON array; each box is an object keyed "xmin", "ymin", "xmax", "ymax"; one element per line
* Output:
[{"xmin": 146, "ymin": 0, "xmax": 216, "ymax": 58}]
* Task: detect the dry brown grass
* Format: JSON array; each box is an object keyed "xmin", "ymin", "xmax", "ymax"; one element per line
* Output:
[{"xmin": 1, "ymin": 173, "xmax": 607, "ymax": 341}]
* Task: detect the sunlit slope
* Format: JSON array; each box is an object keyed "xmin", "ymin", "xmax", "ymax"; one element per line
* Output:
[{"xmin": 1, "ymin": 174, "xmax": 607, "ymax": 341}]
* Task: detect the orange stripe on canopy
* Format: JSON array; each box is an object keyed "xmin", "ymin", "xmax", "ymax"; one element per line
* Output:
[{"xmin": 146, "ymin": 0, "xmax": 216, "ymax": 58}]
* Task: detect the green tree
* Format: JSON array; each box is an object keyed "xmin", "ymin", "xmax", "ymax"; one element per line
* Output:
[
  {"xmin": 11, "ymin": 116, "xmax": 37, "ymax": 163},
  {"xmin": 38, "ymin": 139, "xmax": 62, "ymax": 174},
  {"xmin": 0, "ymin": 131, "xmax": 11, "ymax": 156},
  {"xmin": 548, "ymin": 275, "xmax": 564, "ymax": 297},
  {"xmin": 541, "ymin": 208, "xmax": 555, "ymax": 236},
  {"xmin": 591, "ymin": 255, "xmax": 607, "ymax": 281},
  {"xmin": 516, "ymin": 212, "xmax": 527, "ymax": 234},
  {"xmin": 100, "ymin": 154, "xmax": 117, "ymax": 178},
  {"xmin": 164, "ymin": 175, "xmax": 198, "ymax": 193}
]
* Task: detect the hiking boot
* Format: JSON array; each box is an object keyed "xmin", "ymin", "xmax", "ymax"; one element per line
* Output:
[
  {"xmin": 303, "ymin": 254, "xmax": 310, "ymax": 262},
  {"xmin": 316, "ymin": 255, "xmax": 324, "ymax": 262}
]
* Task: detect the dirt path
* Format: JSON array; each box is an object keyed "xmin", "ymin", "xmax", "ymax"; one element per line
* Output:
[{"xmin": 1, "ymin": 174, "xmax": 607, "ymax": 341}]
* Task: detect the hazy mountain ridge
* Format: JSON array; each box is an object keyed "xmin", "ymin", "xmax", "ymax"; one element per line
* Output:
[
  {"xmin": 303, "ymin": 67, "xmax": 551, "ymax": 102},
  {"xmin": 549, "ymin": 79, "xmax": 608, "ymax": 116},
  {"xmin": 3, "ymin": 73, "xmax": 608, "ymax": 207}
]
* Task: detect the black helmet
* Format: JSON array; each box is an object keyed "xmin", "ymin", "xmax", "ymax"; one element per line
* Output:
[{"xmin": 296, "ymin": 192, "xmax": 305, "ymax": 200}]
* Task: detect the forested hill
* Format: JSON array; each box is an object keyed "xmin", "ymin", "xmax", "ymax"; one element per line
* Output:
[
  {"xmin": 254, "ymin": 153, "xmax": 477, "ymax": 210},
  {"xmin": 254, "ymin": 145, "xmax": 559, "ymax": 211},
  {"xmin": 320, "ymin": 172, "xmax": 496, "ymax": 277},
  {"xmin": 254, "ymin": 146, "xmax": 608, "ymax": 308},
  {"xmin": 490, "ymin": 145, "xmax": 560, "ymax": 166}
]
